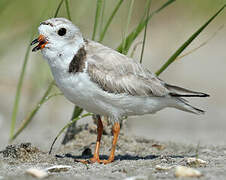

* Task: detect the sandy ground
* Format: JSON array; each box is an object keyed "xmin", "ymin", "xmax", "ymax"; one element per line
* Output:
[{"xmin": 1, "ymin": 122, "xmax": 226, "ymax": 180}]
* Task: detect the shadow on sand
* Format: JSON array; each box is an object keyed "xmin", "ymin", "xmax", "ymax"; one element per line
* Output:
[{"xmin": 55, "ymin": 153, "xmax": 191, "ymax": 161}]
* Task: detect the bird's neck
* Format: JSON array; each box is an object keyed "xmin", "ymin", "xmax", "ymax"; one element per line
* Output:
[{"xmin": 44, "ymin": 37, "xmax": 85, "ymax": 77}]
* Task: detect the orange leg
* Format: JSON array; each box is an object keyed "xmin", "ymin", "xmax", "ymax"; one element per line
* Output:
[
  {"xmin": 89, "ymin": 115, "xmax": 103, "ymax": 163},
  {"xmin": 75, "ymin": 120, "xmax": 120, "ymax": 165},
  {"xmin": 100, "ymin": 122, "xmax": 120, "ymax": 164}
]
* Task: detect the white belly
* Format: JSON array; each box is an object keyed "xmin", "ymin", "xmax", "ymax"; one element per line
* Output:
[{"xmin": 53, "ymin": 71, "xmax": 170, "ymax": 120}]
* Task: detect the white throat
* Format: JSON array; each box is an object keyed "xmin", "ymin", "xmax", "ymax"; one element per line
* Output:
[{"xmin": 41, "ymin": 36, "xmax": 85, "ymax": 77}]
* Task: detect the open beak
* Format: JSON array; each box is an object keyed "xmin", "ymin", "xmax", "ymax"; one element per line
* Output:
[{"xmin": 31, "ymin": 35, "xmax": 48, "ymax": 52}]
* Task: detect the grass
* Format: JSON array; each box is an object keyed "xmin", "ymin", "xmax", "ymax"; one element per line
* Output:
[
  {"xmin": 99, "ymin": 0, "xmax": 123, "ymax": 42},
  {"xmin": 140, "ymin": 0, "xmax": 152, "ymax": 63},
  {"xmin": 92, "ymin": 0, "xmax": 104, "ymax": 41},
  {"xmin": 117, "ymin": 0, "xmax": 176, "ymax": 54},
  {"xmin": 11, "ymin": 82, "xmax": 61, "ymax": 141},
  {"xmin": 61, "ymin": 105, "xmax": 83, "ymax": 144},
  {"xmin": 9, "ymin": 0, "xmax": 226, "ymax": 145},
  {"xmin": 65, "ymin": 0, "xmax": 72, "ymax": 20},
  {"xmin": 10, "ymin": 35, "xmax": 34, "ymax": 140},
  {"xmin": 155, "ymin": 4, "xmax": 226, "ymax": 76},
  {"xmin": 122, "ymin": 0, "xmax": 135, "ymax": 54},
  {"xmin": 49, "ymin": 113, "xmax": 92, "ymax": 154},
  {"xmin": 9, "ymin": 0, "xmax": 72, "ymax": 141},
  {"xmin": 54, "ymin": 0, "xmax": 64, "ymax": 18},
  {"xmin": 176, "ymin": 25, "xmax": 224, "ymax": 61}
]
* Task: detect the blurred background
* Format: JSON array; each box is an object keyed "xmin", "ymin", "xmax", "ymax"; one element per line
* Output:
[{"xmin": 0, "ymin": 0, "xmax": 226, "ymax": 151}]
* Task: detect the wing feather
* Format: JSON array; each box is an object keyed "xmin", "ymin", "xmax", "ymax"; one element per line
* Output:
[{"xmin": 85, "ymin": 40, "xmax": 169, "ymax": 97}]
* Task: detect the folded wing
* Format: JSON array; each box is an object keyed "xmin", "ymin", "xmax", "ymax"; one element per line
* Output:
[
  {"xmin": 85, "ymin": 40, "xmax": 209, "ymax": 98},
  {"xmin": 86, "ymin": 40, "xmax": 169, "ymax": 96}
]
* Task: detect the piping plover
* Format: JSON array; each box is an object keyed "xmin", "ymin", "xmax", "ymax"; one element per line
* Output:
[{"xmin": 31, "ymin": 18, "xmax": 209, "ymax": 164}]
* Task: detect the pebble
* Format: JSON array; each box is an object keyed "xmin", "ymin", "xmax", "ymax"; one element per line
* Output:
[
  {"xmin": 124, "ymin": 176, "xmax": 148, "ymax": 180},
  {"xmin": 155, "ymin": 165, "xmax": 173, "ymax": 171},
  {"xmin": 45, "ymin": 165, "xmax": 72, "ymax": 172},
  {"xmin": 186, "ymin": 157, "xmax": 207, "ymax": 167},
  {"xmin": 26, "ymin": 168, "xmax": 48, "ymax": 179},
  {"xmin": 152, "ymin": 144, "xmax": 165, "ymax": 150},
  {"xmin": 174, "ymin": 166, "xmax": 202, "ymax": 177}
]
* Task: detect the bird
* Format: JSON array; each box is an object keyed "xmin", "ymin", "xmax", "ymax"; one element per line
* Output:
[{"xmin": 31, "ymin": 17, "xmax": 209, "ymax": 164}]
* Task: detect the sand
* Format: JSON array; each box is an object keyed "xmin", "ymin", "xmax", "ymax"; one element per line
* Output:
[{"xmin": 1, "ymin": 123, "xmax": 226, "ymax": 180}]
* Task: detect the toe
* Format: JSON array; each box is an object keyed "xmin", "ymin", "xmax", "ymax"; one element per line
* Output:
[
  {"xmin": 89, "ymin": 157, "xmax": 100, "ymax": 163},
  {"xmin": 99, "ymin": 159, "xmax": 113, "ymax": 164}
]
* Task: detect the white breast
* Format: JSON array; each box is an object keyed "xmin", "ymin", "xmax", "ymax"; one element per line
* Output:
[{"xmin": 52, "ymin": 69, "xmax": 117, "ymax": 116}]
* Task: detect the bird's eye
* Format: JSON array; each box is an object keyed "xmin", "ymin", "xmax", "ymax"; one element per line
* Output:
[{"xmin": 57, "ymin": 28, "xmax": 67, "ymax": 36}]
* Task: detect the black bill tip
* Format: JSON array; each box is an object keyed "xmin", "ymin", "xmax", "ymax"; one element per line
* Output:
[
  {"xmin": 31, "ymin": 38, "xmax": 39, "ymax": 46},
  {"xmin": 32, "ymin": 46, "xmax": 41, "ymax": 52}
]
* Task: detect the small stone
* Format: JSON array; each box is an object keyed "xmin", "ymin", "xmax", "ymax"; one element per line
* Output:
[
  {"xmin": 1, "ymin": 143, "xmax": 39, "ymax": 160},
  {"xmin": 124, "ymin": 176, "xmax": 148, "ymax": 180},
  {"xmin": 186, "ymin": 158, "xmax": 207, "ymax": 167},
  {"xmin": 155, "ymin": 165, "xmax": 173, "ymax": 171},
  {"xmin": 174, "ymin": 166, "xmax": 202, "ymax": 177},
  {"xmin": 161, "ymin": 158, "xmax": 168, "ymax": 163},
  {"xmin": 26, "ymin": 168, "xmax": 48, "ymax": 179},
  {"xmin": 152, "ymin": 144, "xmax": 165, "ymax": 150},
  {"xmin": 45, "ymin": 165, "xmax": 72, "ymax": 172}
]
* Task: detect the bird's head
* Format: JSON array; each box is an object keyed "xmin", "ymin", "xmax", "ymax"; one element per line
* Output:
[{"xmin": 31, "ymin": 18, "xmax": 83, "ymax": 55}]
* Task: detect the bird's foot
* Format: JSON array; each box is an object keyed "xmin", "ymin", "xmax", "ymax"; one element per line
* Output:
[
  {"xmin": 99, "ymin": 158, "xmax": 114, "ymax": 164},
  {"xmin": 74, "ymin": 159, "xmax": 89, "ymax": 164},
  {"xmin": 74, "ymin": 157, "xmax": 114, "ymax": 164},
  {"xmin": 74, "ymin": 157, "xmax": 101, "ymax": 164}
]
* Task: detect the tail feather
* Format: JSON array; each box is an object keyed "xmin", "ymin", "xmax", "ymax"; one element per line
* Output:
[
  {"xmin": 165, "ymin": 84, "xmax": 209, "ymax": 97},
  {"xmin": 174, "ymin": 98, "xmax": 205, "ymax": 115}
]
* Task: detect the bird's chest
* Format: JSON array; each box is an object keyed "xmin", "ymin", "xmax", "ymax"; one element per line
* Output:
[{"xmin": 54, "ymin": 71, "xmax": 104, "ymax": 112}]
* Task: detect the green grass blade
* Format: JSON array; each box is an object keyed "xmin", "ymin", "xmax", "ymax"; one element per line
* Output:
[
  {"xmin": 176, "ymin": 25, "xmax": 224, "ymax": 60},
  {"xmin": 99, "ymin": 0, "xmax": 124, "ymax": 42},
  {"xmin": 122, "ymin": 0, "xmax": 135, "ymax": 54},
  {"xmin": 10, "ymin": 81, "xmax": 58, "ymax": 141},
  {"xmin": 117, "ymin": 0, "xmax": 175, "ymax": 54},
  {"xmin": 49, "ymin": 113, "xmax": 92, "ymax": 154},
  {"xmin": 71, "ymin": 106, "xmax": 84, "ymax": 120},
  {"xmin": 99, "ymin": 0, "xmax": 106, "ymax": 38},
  {"xmin": 10, "ymin": 34, "xmax": 33, "ymax": 140},
  {"xmin": 65, "ymin": 0, "xmax": 72, "ymax": 20},
  {"xmin": 140, "ymin": 0, "xmax": 152, "ymax": 63},
  {"xmin": 10, "ymin": 1, "xmax": 68, "ymax": 141},
  {"xmin": 154, "ymin": 0, "xmax": 176, "ymax": 14},
  {"xmin": 54, "ymin": 0, "xmax": 71, "ymax": 20},
  {"xmin": 54, "ymin": 0, "xmax": 64, "ymax": 18},
  {"xmin": 92, "ymin": 0, "xmax": 104, "ymax": 40},
  {"xmin": 155, "ymin": 4, "xmax": 226, "ymax": 76},
  {"xmin": 61, "ymin": 106, "xmax": 83, "ymax": 144},
  {"xmin": 130, "ymin": 41, "xmax": 142, "ymax": 57}
]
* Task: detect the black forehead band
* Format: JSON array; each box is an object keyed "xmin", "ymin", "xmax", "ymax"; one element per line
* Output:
[{"xmin": 40, "ymin": 22, "xmax": 54, "ymax": 27}]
